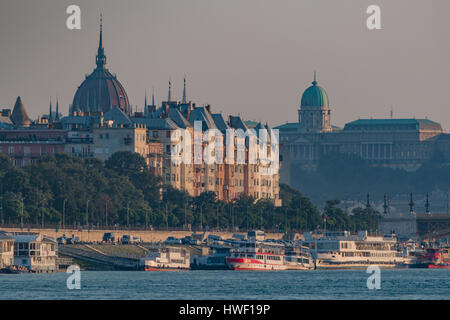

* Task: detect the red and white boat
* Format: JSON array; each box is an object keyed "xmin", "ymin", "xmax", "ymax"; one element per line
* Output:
[
  {"xmin": 226, "ymin": 241, "xmax": 286, "ymax": 270},
  {"xmin": 409, "ymin": 248, "xmax": 450, "ymax": 269},
  {"xmin": 226, "ymin": 240, "xmax": 314, "ymax": 271}
]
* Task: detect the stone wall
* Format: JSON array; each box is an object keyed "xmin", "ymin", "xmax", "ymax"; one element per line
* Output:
[{"xmin": 1, "ymin": 228, "xmax": 284, "ymax": 243}]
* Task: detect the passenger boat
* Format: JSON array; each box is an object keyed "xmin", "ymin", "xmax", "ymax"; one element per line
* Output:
[
  {"xmin": 303, "ymin": 231, "xmax": 410, "ymax": 269},
  {"xmin": 408, "ymin": 248, "xmax": 450, "ymax": 269},
  {"xmin": 139, "ymin": 247, "xmax": 190, "ymax": 271},
  {"xmin": 284, "ymin": 245, "xmax": 315, "ymax": 270},
  {"xmin": 226, "ymin": 240, "xmax": 288, "ymax": 270},
  {"xmin": 225, "ymin": 240, "xmax": 313, "ymax": 271}
]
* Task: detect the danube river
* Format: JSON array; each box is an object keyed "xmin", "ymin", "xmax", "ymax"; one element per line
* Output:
[{"xmin": 1, "ymin": 269, "xmax": 449, "ymax": 300}]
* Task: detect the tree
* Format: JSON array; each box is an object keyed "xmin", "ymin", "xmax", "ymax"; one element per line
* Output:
[{"xmin": 105, "ymin": 151, "xmax": 148, "ymax": 176}]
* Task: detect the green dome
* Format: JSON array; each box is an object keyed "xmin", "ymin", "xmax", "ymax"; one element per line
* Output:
[{"xmin": 300, "ymin": 80, "xmax": 329, "ymax": 107}]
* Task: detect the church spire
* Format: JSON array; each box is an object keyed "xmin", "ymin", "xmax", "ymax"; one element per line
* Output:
[
  {"xmin": 55, "ymin": 98, "xmax": 60, "ymax": 121},
  {"xmin": 152, "ymin": 87, "xmax": 155, "ymax": 106},
  {"xmin": 49, "ymin": 98, "xmax": 53, "ymax": 121},
  {"xmin": 182, "ymin": 76, "xmax": 187, "ymax": 104},
  {"xmin": 168, "ymin": 80, "xmax": 172, "ymax": 102},
  {"xmin": 144, "ymin": 89, "xmax": 148, "ymax": 116},
  {"xmin": 96, "ymin": 14, "xmax": 106, "ymax": 69}
]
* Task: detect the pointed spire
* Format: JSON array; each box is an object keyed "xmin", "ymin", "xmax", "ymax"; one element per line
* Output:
[
  {"xmin": 152, "ymin": 87, "xmax": 155, "ymax": 106},
  {"xmin": 55, "ymin": 98, "xmax": 60, "ymax": 121},
  {"xmin": 425, "ymin": 192, "xmax": 431, "ymax": 215},
  {"xmin": 312, "ymin": 71, "xmax": 317, "ymax": 86},
  {"xmin": 182, "ymin": 76, "xmax": 187, "ymax": 104},
  {"xmin": 49, "ymin": 98, "xmax": 53, "ymax": 121},
  {"xmin": 96, "ymin": 13, "xmax": 106, "ymax": 69},
  {"xmin": 11, "ymin": 96, "xmax": 31, "ymax": 127},
  {"xmin": 144, "ymin": 89, "xmax": 148, "ymax": 116},
  {"xmin": 168, "ymin": 80, "xmax": 172, "ymax": 102},
  {"xmin": 383, "ymin": 194, "xmax": 388, "ymax": 214}
]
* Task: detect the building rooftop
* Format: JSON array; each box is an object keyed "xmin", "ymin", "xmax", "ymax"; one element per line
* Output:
[{"xmin": 344, "ymin": 118, "xmax": 443, "ymax": 131}]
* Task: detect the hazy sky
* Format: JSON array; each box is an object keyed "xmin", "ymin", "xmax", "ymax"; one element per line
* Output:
[{"xmin": 1, "ymin": 0, "xmax": 449, "ymax": 129}]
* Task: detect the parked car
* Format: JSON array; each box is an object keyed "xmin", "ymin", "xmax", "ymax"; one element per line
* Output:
[
  {"xmin": 164, "ymin": 236, "xmax": 182, "ymax": 245},
  {"xmin": 132, "ymin": 236, "xmax": 142, "ymax": 244},
  {"xmin": 122, "ymin": 234, "xmax": 132, "ymax": 244},
  {"xmin": 103, "ymin": 232, "xmax": 115, "ymax": 243}
]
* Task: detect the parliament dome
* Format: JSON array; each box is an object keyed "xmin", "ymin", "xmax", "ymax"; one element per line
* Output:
[{"xmin": 71, "ymin": 17, "xmax": 131, "ymax": 115}]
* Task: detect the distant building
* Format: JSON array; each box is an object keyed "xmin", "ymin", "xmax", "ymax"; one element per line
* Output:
[
  {"xmin": 93, "ymin": 124, "xmax": 148, "ymax": 162},
  {"xmin": 12, "ymin": 233, "xmax": 58, "ymax": 272},
  {"xmin": 0, "ymin": 129, "xmax": 66, "ymax": 167},
  {"xmin": 276, "ymin": 75, "xmax": 446, "ymax": 184},
  {"xmin": 0, "ymin": 16, "xmax": 281, "ymax": 206},
  {"xmin": 379, "ymin": 216, "xmax": 417, "ymax": 240},
  {"xmin": 70, "ymin": 17, "xmax": 131, "ymax": 115},
  {"xmin": 0, "ymin": 231, "xmax": 14, "ymax": 268}
]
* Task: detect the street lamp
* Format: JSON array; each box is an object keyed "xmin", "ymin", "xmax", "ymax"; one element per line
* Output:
[
  {"xmin": 20, "ymin": 196, "xmax": 24, "ymax": 230},
  {"xmin": 184, "ymin": 202, "xmax": 187, "ymax": 231},
  {"xmin": 86, "ymin": 199, "xmax": 90, "ymax": 227},
  {"xmin": 62, "ymin": 199, "xmax": 67, "ymax": 230},
  {"xmin": 41, "ymin": 197, "xmax": 46, "ymax": 229}
]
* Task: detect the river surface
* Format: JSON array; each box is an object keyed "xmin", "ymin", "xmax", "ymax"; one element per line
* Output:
[{"xmin": 1, "ymin": 269, "xmax": 449, "ymax": 300}]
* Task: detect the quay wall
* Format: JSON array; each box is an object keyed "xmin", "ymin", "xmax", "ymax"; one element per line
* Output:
[{"xmin": 0, "ymin": 228, "xmax": 284, "ymax": 243}]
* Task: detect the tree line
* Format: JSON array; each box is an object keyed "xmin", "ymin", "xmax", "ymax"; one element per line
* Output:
[{"xmin": 0, "ymin": 151, "xmax": 380, "ymax": 232}]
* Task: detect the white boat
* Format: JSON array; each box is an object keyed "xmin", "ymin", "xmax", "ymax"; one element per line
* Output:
[
  {"xmin": 303, "ymin": 231, "xmax": 411, "ymax": 269},
  {"xmin": 284, "ymin": 245, "xmax": 315, "ymax": 270},
  {"xmin": 225, "ymin": 236, "xmax": 314, "ymax": 271},
  {"xmin": 140, "ymin": 247, "xmax": 190, "ymax": 271},
  {"xmin": 226, "ymin": 240, "xmax": 288, "ymax": 270}
]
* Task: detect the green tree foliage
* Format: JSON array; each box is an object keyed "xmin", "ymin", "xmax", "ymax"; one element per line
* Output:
[{"xmin": 0, "ymin": 151, "xmax": 380, "ymax": 232}]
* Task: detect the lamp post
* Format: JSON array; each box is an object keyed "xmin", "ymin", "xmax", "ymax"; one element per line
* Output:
[
  {"xmin": 62, "ymin": 199, "xmax": 67, "ymax": 229},
  {"xmin": 166, "ymin": 203, "xmax": 169, "ymax": 231},
  {"xmin": 105, "ymin": 199, "xmax": 108, "ymax": 228},
  {"xmin": 127, "ymin": 200, "xmax": 130, "ymax": 229},
  {"xmin": 20, "ymin": 196, "xmax": 24, "ymax": 230},
  {"xmin": 184, "ymin": 202, "xmax": 187, "ymax": 231},
  {"xmin": 86, "ymin": 199, "xmax": 90, "ymax": 227},
  {"xmin": 41, "ymin": 197, "xmax": 46, "ymax": 229},
  {"xmin": 216, "ymin": 205, "xmax": 219, "ymax": 231},
  {"xmin": 231, "ymin": 204, "xmax": 234, "ymax": 232}
]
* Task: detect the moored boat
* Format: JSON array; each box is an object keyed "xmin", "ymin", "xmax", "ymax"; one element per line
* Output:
[
  {"xmin": 140, "ymin": 247, "xmax": 190, "ymax": 271},
  {"xmin": 226, "ymin": 240, "xmax": 287, "ymax": 270},
  {"xmin": 408, "ymin": 248, "xmax": 450, "ymax": 269},
  {"xmin": 303, "ymin": 231, "xmax": 411, "ymax": 269}
]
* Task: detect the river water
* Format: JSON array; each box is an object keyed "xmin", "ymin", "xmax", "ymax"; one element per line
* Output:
[{"xmin": 1, "ymin": 269, "xmax": 449, "ymax": 300}]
